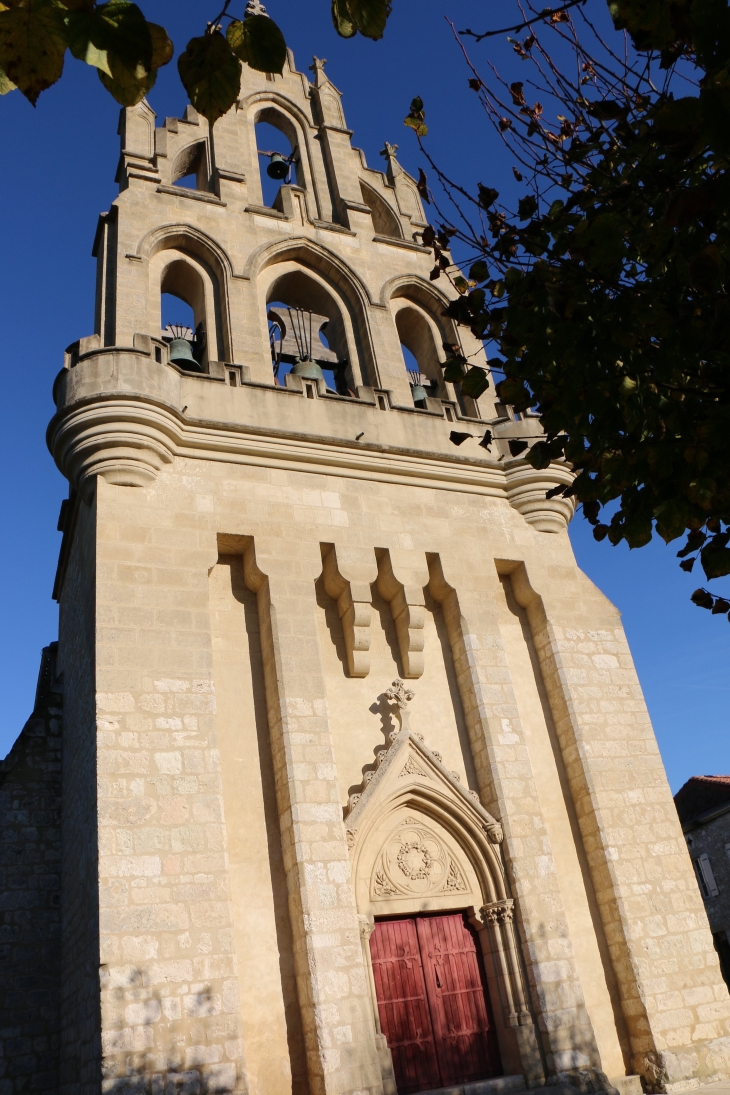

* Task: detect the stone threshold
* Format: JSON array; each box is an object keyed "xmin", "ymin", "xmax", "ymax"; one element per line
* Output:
[{"xmin": 411, "ymin": 1074, "xmax": 527, "ymax": 1095}]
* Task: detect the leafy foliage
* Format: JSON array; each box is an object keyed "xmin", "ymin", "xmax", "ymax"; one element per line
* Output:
[
  {"xmin": 0, "ymin": 0, "xmax": 393, "ymax": 119},
  {"xmin": 407, "ymin": 0, "xmax": 730, "ymax": 621},
  {"xmin": 178, "ymin": 30, "xmax": 240, "ymax": 124},
  {"xmin": 227, "ymin": 13, "xmax": 285, "ymax": 75},
  {"xmin": 0, "ymin": 0, "xmax": 68, "ymax": 105}
]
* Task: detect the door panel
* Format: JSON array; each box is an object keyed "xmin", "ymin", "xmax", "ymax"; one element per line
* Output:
[
  {"xmin": 371, "ymin": 913, "xmax": 502, "ymax": 1093},
  {"xmin": 417, "ymin": 913, "xmax": 502, "ymax": 1085},
  {"xmin": 370, "ymin": 918, "xmax": 441, "ymax": 1094}
]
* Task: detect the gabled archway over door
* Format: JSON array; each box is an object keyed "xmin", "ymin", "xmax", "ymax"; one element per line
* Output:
[{"xmin": 370, "ymin": 912, "xmax": 503, "ymax": 1094}]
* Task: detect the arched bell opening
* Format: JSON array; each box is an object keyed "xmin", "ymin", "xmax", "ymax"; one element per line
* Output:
[
  {"xmin": 393, "ymin": 302, "xmax": 445, "ymax": 408},
  {"xmin": 248, "ymin": 103, "xmax": 307, "ymax": 213},
  {"xmin": 171, "ymin": 140, "xmax": 209, "ymax": 192},
  {"xmin": 148, "ymin": 247, "xmax": 227, "ymax": 371},
  {"xmin": 262, "ymin": 264, "xmax": 360, "ymax": 394},
  {"xmin": 388, "ymin": 282, "xmax": 486, "ymax": 417}
]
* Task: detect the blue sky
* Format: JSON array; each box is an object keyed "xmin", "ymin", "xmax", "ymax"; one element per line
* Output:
[{"xmin": 0, "ymin": 0, "xmax": 727, "ymax": 789}]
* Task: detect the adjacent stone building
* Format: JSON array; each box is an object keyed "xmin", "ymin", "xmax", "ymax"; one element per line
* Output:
[
  {"xmin": 675, "ymin": 777, "xmax": 730, "ymax": 989},
  {"xmin": 3, "ymin": 35, "xmax": 730, "ymax": 1095}
]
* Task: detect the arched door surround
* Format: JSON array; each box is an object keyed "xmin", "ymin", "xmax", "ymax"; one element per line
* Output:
[{"xmin": 345, "ymin": 722, "xmax": 539, "ymax": 1084}]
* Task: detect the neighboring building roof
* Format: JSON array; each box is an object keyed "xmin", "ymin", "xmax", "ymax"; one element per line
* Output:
[{"xmin": 675, "ymin": 776, "xmax": 730, "ymax": 827}]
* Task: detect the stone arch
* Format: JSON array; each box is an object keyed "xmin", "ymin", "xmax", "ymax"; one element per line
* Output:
[
  {"xmin": 346, "ymin": 728, "xmax": 534, "ymax": 1077},
  {"xmin": 360, "ymin": 180, "xmax": 402, "ymax": 239},
  {"xmin": 242, "ymin": 91, "xmax": 323, "ymax": 219},
  {"xmin": 249, "ymin": 237, "xmax": 379, "ymax": 387},
  {"xmin": 350, "ymin": 783, "xmax": 507, "ymax": 917},
  {"xmin": 385, "ymin": 276, "xmax": 483, "ymax": 414},
  {"xmin": 137, "ymin": 225, "xmax": 233, "ymax": 363},
  {"xmin": 171, "ymin": 139, "xmax": 209, "ymax": 191}
]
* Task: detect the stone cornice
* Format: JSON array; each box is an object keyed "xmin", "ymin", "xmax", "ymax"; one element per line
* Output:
[{"xmin": 47, "ymin": 389, "xmax": 574, "ymax": 524}]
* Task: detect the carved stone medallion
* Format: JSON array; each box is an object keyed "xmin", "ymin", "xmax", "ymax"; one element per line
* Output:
[{"xmin": 370, "ymin": 820, "xmax": 468, "ymax": 900}]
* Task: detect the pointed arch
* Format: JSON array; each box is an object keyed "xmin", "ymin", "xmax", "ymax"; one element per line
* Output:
[
  {"xmin": 134, "ymin": 224, "xmax": 234, "ymax": 363},
  {"xmin": 246, "ymin": 235, "xmax": 380, "ymax": 386},
  {"xmin": 346, "ymin": 728, "xmax": 535, "ymax": 1063},
  {"xmin": 240, "ymin": 90, "xmax": 326, "ymax": 220},
  {"xmin": 360, "ymin": 180, "xmax": 403, "ymax": 239}
]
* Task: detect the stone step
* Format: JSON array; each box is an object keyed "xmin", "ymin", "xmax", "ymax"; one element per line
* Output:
[{"xmin": 411, "ymin": 1075, "xmax": 528, "ymax": 1095}]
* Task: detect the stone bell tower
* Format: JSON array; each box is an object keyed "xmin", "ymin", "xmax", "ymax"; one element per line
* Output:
[{"xmin": 34, "ymin": 40, "xmax": 730, "ymax": 1095}]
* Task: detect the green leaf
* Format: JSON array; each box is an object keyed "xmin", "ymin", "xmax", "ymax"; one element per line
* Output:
[
  {"xmin": 460, "ymin": 366, "xmax": 490, "ymax": 399},
  {"xmin": 478, "ymin": 184, "xmax": 499, "ymax": 209},
  {"xmin": 65, "ymin": 9, "xmax": 111, "ymax": 73},
  {"xmin": 345, "ymin": 0, "xmax": 391, "ymax": 39},
  {"xmin": 691, "ymin": 588, "xmax": 715, "ymax": 609},
  {"xmin": 508, "ymin": 439, "xmax": 529, "ymax": 457},
  {"xmin": 469, "ymin": 260, "xmax": 489, "ymax": 282},
  {"xmin": 496, "ymin": 377, "xmax": 530, "ymax": 405},
  {"xmin": 226, "ymin": 13, "xmax": 285, "ymax": 75},
  {"xmin": 585, "ymin": 99, "xmax": 625, "ymax": 120},
  {"xmin": 518, "ymin": 194, "xmax": 538, "ymax": 219},
  {"xmin": 331, "ymin": 0, "xmax": 356, "ymax": 37},
  {"xmin": 67, "ymin": 2, "xmax": 168, "ymax": 101},
  {"xmin": 701, "ymin": 544, "xmax": 730, "ymax": 579},
  {"xmin": 442, "ymin": 351, "xmax": 468, "ymax": 383},
  {"xmin": 0, "ymin": 61, "xmax": 16, "ymax": 91},
  {"xmin": 651, "ymin": 96, "xmax": 703, "ymax": 155},
  {"xmin": 0, "ymin": 0, "xmax": 68, "ymax": 105},
  {"xmin": 404, "ymin": 95, "xmax": 427, "ymax": 136},
  {"xmin": 655, "ymin": 499, "xmax": 690, "ymax": 542},
  {"xmin": 148, "ymin": 21, "xmax": 172, "ymax": 69},
  {"xmin": 178, "ymin": 30, "xmax": 241, "ymax": 126},
  {"xmin": 98, "ymin": 52, "xmax": 154, "ymax": 105},
  {"xmin": 527, "ymin": 440, "xmax": 551, "ymax": 470}
]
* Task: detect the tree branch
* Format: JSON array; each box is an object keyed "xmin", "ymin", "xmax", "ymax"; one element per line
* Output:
[{"xmin": 460, "ymin": 0, "xmax": 588, "ymax": 44}]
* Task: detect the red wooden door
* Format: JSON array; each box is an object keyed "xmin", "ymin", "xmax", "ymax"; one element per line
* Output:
[
  {"xmin": 370, "ymin": 914, "xmax": 502, "ymax": 1094},
  {"xmin": 370, "ymin": 918, "xmax": 441, "ymax": 1093},
  {"xmin": 417, "ymin": 913, "xmax": 502, "ymax": 1086}
]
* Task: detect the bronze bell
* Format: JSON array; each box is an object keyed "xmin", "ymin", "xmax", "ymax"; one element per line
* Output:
[
  {"xmin": 267, "ymin": 152, "xmax": 290, "ymax": 180},
  {"xmin": 408, "ymin": 370, "xmax": 429, "ymax": 404},
  {"xmin": 291, "ymin": 355, "xmax": 324, "ymax": 381},
  {"xmin": 169, "ymin": 337, "xmax": 200, "ymax": 371}
]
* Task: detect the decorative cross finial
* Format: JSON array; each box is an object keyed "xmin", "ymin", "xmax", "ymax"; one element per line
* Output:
[
  {"xmin": 310, "ymin": 56, "xmax": 327, "ymax": 73},
  {"xmin": 386, "ymin": 679, "xmax": 414, "ymax": 710},
  {"xmin": 245, "ymin": 0, "xmax": 268, "ymax": 17},
  {"xmin": 380, "ymin": 141, "xmax": 399, "ymax": 161}
]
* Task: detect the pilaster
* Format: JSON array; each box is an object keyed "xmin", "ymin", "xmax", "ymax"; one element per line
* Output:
[
  {"xmin": 241, "ymin": 535, "xmax": 383, "ymax": 1095},
  {"xmin": 510, "ymin": 560, "xmax": 730, "ymax": 1090},
  {"xmin": 427, "ymin": 553, "xmax": 602, "ymax": 1084}
]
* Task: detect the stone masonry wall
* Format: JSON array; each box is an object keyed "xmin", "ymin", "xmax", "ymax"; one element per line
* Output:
[
  {"xmin": 0, "ymin": 649, "xmax": 63, "ymax": 1095},
  {"xmin": 57, "ymin": 495, "xmax": 103, "ymax": 1095}
]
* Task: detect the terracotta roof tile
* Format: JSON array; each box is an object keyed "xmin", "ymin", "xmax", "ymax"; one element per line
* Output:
[{"xmin": 674, "ymin": 776, "xmax": 730, "ymax": 825}]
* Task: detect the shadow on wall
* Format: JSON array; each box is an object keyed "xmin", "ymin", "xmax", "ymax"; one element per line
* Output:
[{"xmin": 99, "ymin": 971, "xmax": 242, "ymax": 1094}]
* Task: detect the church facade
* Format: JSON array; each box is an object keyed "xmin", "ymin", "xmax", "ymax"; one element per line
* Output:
[{"xmin": 3, "ymin": 41, "xmax": 730, "ymax": 1095}]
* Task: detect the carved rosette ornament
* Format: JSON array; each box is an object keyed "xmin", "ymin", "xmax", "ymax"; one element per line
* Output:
[{"xmin": 371, "ymin": 821, "xmax": 468, "ymax": 900}]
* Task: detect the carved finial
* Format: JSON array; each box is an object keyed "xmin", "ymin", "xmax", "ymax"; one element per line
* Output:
[
  {"xmin": 245, "ymin": 0, "xmax": 269, "ymax": 15},
  {"xmin": 310, "ymin": 56, "xmax": 327, "ymax": 77},
  {"xmin": 385, "ymin": 679, "xmax": 414, "ymax": 710},
  {"xmin": 380, "ymin": 141, "xmax": 399, "ymax": 160},
  {"xmin": 385, "ymin": 678, "xmax": 414, "ymax": 734}
]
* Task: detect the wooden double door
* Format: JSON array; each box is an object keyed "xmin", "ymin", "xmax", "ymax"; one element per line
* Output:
[{"xmin": 370, "ymin": 912, "xmax": 503, "ymax": 1094}]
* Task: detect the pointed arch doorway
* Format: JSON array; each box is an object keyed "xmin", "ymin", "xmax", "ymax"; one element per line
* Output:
[{"xmin": 370, "ymin": 912, "xmax": 502, "ymax": 1094}]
